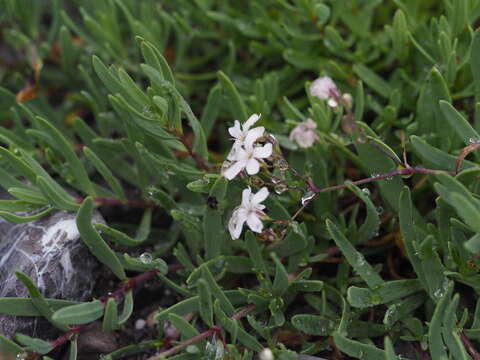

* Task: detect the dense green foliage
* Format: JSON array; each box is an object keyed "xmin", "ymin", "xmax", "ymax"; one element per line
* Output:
[{"xmin": 1, "ymin": 0, "xmax": 480, "ymax": 359}]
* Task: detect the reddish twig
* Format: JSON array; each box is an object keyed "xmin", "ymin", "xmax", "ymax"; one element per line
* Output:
[
  {"xmin": 25, "ymin": 266, "xmax": 182, "ymax": 360},
  {"xmin": 455, "ymin": 142, "xmax": 480, "ymax": 175},
  {"xmin": 460, "ymin": 331, "xmax": 480, "ymax": 360},
  {"xmin": 290, "ymin": 166, "xmax": 446, "ymax": 222},
  {"xmin": 174, "ymin": 132, "xmax": 212, "ymax": 172},
  {"xmin": 146, "ymin": 305, "xmax": 256, "ymax": 360}
]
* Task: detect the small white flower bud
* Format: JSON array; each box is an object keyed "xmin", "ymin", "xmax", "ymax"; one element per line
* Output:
[
  {"xmin": 342, "ymin": 93, "xmax": 353, "ymax": 109},
  {"xmin": 259, "ymin": 348, "xmax": 274, "ymax": 360}
]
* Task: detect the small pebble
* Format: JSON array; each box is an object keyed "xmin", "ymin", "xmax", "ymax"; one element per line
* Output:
[{"xmin": 135, "ymin": 318, "xmax": 147, "ymax": 330}]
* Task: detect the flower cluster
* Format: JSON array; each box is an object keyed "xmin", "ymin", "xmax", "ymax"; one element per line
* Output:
[
  {"xmin": 309, "ymin": 76, "xmax": 352, "ymax": 109},
  {"xmin": 289, "ymin": 118, "xmax": 319, "ymax": 148},
  {"xmin": 224, "ymin": 76, "xmax": 349, "ymax": 239},
  {"xmin": 223, "ymin": 114, "xmax": 272, "ymax": 180},
  {"xmin": 223, "ymin": 114, "xmax": 272, "ymax": 239},
  {"xmin": 288, "ymin": 76, "xmax": 352, "ymax": 149}
]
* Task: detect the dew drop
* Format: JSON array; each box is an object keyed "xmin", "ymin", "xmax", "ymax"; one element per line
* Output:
[
  {"xmin": 433, "ymin": 288, "xmax": 444, "ymax": 299},
  {"xmin": 301, "ymin": 191, "xmax": 316, "ymax": 205},
  {"xmin": 370, "ymin": 173, "xmax": 380, "ymax": 178},
  {"xmin": 16, "ymin": 353, "xmax": 28, "ymax": 360},
  {"xmin": 274, "ymin": 183, "xmax": 287, "ymax": 194},
  {"xmin": 361, "ymin": 188, "xmax": 370, "ymax": 196},
  {"xmin": 469, "ymin": 137, "xmax": 480, "ymax": 144},
  {"xmin": 140, "ymin": 252, "xmax": 152, "ymax": 264},
  {"xmin": 377, "ymin": 206, "xmax": 384, "ymax": 215}
]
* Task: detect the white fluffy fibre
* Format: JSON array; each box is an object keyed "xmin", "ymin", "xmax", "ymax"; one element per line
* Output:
[{"xmin": 40, "ymin": 218, "xmax": 79, "ymax": 248}]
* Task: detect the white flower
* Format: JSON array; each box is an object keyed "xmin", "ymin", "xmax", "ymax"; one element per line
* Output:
[
  {"xmin": 227, "ymin": 114, "xmax": 264, "ymax": 160},
  {"xmin": 259, "ymin": 348, "xmax": 274, "ymax": 360},
  {"xmin": 310, "ymin": 76, "xmax": 342, "ymax": 109},
  {"xmin": 289, "ymin": 118, "xmax": 320, "ymax": 148},
  {"xmin": 223, "ymin": 133, "xmax": 272, "ymax": 180},
  {"xmin": 228, "ymin": 187, "xmax": 269, "ymax": 239}
]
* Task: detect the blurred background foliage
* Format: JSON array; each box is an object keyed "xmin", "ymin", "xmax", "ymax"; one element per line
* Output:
[{"xmin": 1, "ymin": 0, "xmax": 480, "ymax": 359}]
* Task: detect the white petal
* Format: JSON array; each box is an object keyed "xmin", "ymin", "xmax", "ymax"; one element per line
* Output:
[
  {"xmin": 245, "ymin": 158, "xmax": 260, "ymax": 175},
  {"xmin": 246, "ymin": 213, "xmax": 263, "ymax": 233},
  {"xmin": 223, "ymin": 160, "xmax": 246, "ymax": 180},
  {"xmin": 252, "ymin": 187, "xmax": 269, "ymax": 205},
  {"xmin": 289, "ymin": 127, "xmax": 301, "ymax": 140},
  {"xmin": 253, "ymin": 143, "xmax": 272, "ymax": 159},
  {"xmin": 327, "ymin": 98, "xmax": 338, "ymax": 108},
  {"xmin": 243, "ymin": 114, "xmax": 261, "ymax": 130},
  {"xmin": 244, "ymin": 126, "xmax": 265, "ymax": 148},
  {"xmin": 227, "ymin": 142, "xmax": 242, "ymax": 160},
  {"xmin": 228, "ymin": 120, "xmax": 242, "ymax": 138},
  {"xmin": 305, "ymin": 118, "xmax": 317, "ymax": 129},
  {"xmin": 241, "ymin": 187, "xmax": 252, "ymax": 206},
  {"xmin": 228, "ymin": 208, "xmax": 248, "ymax": 239}
]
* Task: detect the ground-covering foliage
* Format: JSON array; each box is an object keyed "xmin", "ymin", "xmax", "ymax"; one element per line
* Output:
[{"xmin": 2, "ymin": 0, "xmax": 480, "ymax": 359}]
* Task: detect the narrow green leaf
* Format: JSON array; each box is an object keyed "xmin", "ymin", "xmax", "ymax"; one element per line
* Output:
[
  {"xmin": 0, "ymin": 335, "xmax": 23, "ymax": 358},
  {"xmin": 0, "ymin": 298, "xmax": 79, "ymax": 316},
  {"xmin": 52, "ymin": 300, "xmax": 104, "ymax": 325},
  {"xmin": 428, "ymin": 281, "xmax": 454, "ymax": 359},
  {"xmin": 398, "ymin": 187, "xmax": 428, "ymax": 291},
  {"xmin": 0, "ymin": 147, "xmax": 37, "ymax": 183},
  {"xmin": 333, "ymin": 331, "xmax": 385, "ymax": 360},
  {"xmin": 15, "ymin": 333, "xmax": 52, "ymax": 354},
  {"xmin": 410, "ymin": 135, "xmax": 476, "ymax": 171},
  {"xmin": 353, "ymin": 64, "xmax": 391, "ymax": 98},
  {"xmin": 83, "ymin": 147, "xmax": 126, "ymax": 201},
  {"xmin": 77, "ymin": 197, "xmax": 126, "ymax": 280},
  {"xmin": 440, "ymin": 100, "xmax": 480, "ymax": 145},
  {"xmin": 201, "ymin": 265, "xmax": 235, "ymax": 316},
  {"xmin": 168, "ymin": 313, "xmax": 200, "ymax": 340},
  {"xmin": 291, "ymin": 314, "xmax": 335, "ymax": 336},
  {"xmin": 326, "ymin": 220, "xmax": 384, "ymax": 288},
  {"xmin": 246, "ymin": 231, "xmax": 271, "ymax": 286},
  {"xmin": 36, "ymin": 176, "xmax": 79, "ymax": 211},
  {"xmin": 15, "ymin": 271, "xmax": 68, "ymax": 331},
  {"xmin": 384, "ymin": 337, "xmax": 398, "ymax": 360},
  {"xmin": 354, "ymin": 81, "xmax": 364, "ymax": 123},
  {"xmin": 347, "ymin": 280, "xmax": 423, "ymax": 308},
  {"xmin": 347, "ymin": 183, "xmax": 380, "ymax": 244},
  {"xmin": 271, "ymin": 253, "xmax": 289, "ymax": 296},
  {"xmin": 218, "ymin": 71, "xmax": 248, "ymax": 122},
  {"xmin": 36, "ymin": 117, "xmax": 94, "ymax": 195},
  {"xmin": 102, "ymin": 298, "xmax": 119, "ymax": 332},
  {"xmin": 0, "ymin": 207, "xmax": 53, "ymax": 224},
  {"xmin": 200, "ymin": 84, "xmax": 222, "ymax": 138},
  {"xmin": 94, "ymin": 224, "xmax": 143, "ymax": 247},
  {"xmin": 213, "ymin": 300, "xmax": 262, "ymax": 351},
  {"xmin": 197, "ymin": 278, "xmax": 213, "ymax": 327},
  {"xmin": 68, "ymin": 339, "xmax": 78, "ymax": 360},
  {"xmin": 118, "ymin": 291, "xmax": 133, "ymax": 325},
  {"xmin": 471, "ymin": 29, "xmax": 480, "ymax": 104}
]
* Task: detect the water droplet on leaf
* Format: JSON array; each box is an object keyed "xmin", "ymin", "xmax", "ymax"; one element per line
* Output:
[
  {"xmin": 301, "ymin": 190, "xmax": 315, "ymax": 205},
  {"xmin": 274, "ymin": 183, "xmax": 287, "ymax": 194},
  {"xmin": 140, "ymin": 252, "xmax": 152, "ymax": 264},
  {"xmin": 361, "ymin": 188, "xmax": 370, "ymax": 196}
]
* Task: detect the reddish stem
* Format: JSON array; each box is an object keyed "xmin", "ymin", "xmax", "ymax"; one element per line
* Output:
[
  {"xmin": 460, "ymin": 331, "xmax": 480, "ymax": 360},
  {"xmin": 146, "ymin": 305, "xmax": 256, "ymax": 360},
  {"xmin": 25, "ymin": 266, "xmax": 181, "ymax": 360},
  {"xmin": 290, "ymin": 166, "xmax": 445, "ymax": 221},
  {"xmin": 175, "ymin": 132, "xmax": 212, "ymax": 172}
]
